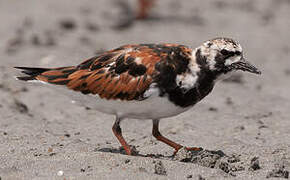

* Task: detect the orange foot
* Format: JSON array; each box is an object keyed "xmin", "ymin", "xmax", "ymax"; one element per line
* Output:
[{"xmin": 120, "ymin": 145, "xmax": 139, "ymax": 156}]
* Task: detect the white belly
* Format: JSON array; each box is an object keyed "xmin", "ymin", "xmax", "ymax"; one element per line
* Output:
[
  {"xmin": 68, "ymin": 89, "xmax": 192, "ymax": 120},
  {"xmin": 35, "ymin": 82, "xmax": 193, "ymax": 120}
]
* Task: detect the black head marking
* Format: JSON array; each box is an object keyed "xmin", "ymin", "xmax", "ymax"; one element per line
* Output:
[
  {"xmin": 220, "ymin": 49, "xmax": 237, "ymax": 57},
  {"xmin": 221, "ymin": 49, "xmax": 230, "ymax": 56},
  {"xmin": 235, "ymin": 51, "xmax": 241, "ymax": 56},
  {"xmin": 206, "ymin": 42, "xmax": 213, "ymax": 47}
]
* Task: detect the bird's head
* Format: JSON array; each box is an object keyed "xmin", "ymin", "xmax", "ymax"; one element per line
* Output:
[{"xmin": 195, "ymin": 37, "xmax": 261, "ymax": 76}]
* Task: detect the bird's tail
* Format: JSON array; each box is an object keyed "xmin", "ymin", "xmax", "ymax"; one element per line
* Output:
[
  {"xmin": 14, "ymin": 66, "xmax": 77, "ymax": 85},
  {"xmin": 14, "ymin": 67, "xmax": 51, "ymax": 81}
]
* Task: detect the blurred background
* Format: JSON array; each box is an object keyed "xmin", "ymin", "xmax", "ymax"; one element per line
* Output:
[
  {"xmin": 1, "ymin": 0, "xmax": 289, "ymax": 115},
  {"xmin": 0, "ymin": 0, "xmax": 290, "ymax": 179}
]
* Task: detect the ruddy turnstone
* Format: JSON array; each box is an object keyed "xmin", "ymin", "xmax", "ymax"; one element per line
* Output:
[{"xmin": 15, "ymin": 37, "xmax": 261, "ymax": 155}]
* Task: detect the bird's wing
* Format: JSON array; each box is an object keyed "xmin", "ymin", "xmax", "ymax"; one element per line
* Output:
[{"xmin": 17, "ymin": 44, "xmax": 192, "ymax": 101}]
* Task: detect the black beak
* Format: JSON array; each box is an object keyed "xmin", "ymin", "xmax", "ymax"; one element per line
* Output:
[{"xmin": 231, "ymin": 59, "xmax": 261, "ymax": 75}]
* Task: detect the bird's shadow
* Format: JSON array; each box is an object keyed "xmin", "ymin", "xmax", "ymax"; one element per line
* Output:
[
  {"xmin": 96, "ymin": 146, "xmax": 226, "ymax": 161},
  {"xmin": 97, "ymin": 146, "xmax": 170, "ymax": 158},
  {"xmin": 97, "ymin": 147, "xmax": 244, "ymax": 176}
]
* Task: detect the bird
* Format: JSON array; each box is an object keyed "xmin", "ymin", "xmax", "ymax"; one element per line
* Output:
[{"xmin": 15, "ymin": 37, "xmax": 261, "ymax": 156}]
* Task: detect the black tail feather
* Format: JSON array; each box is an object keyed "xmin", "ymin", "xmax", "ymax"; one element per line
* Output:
[
  {"xmin": 14, "ymin": 67, "xmax": 51, "ymax": 81},
  {"xmin": 14, "ymin": 67, "xmax": 50, "ymax": 76},
  {"xmin": 16, "ymin": 76, "xmax": 36, "ymax": 81}
]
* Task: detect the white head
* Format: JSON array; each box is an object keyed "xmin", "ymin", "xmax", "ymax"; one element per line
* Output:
[{"xmin": 195, "ymin": 37, "xmax": 261, "ymax": 75}]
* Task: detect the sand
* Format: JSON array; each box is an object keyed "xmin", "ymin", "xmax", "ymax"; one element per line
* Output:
[{"xmin": 0, "ymin": 0, "xmax": 290, "ymax": 179}]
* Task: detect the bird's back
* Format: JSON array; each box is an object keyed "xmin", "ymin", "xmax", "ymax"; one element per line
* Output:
[
  {"xmin": 15, "ymin": 44, "xmax": 193, "ymax": 100},
  {"xmin": 15, "ymin": 43, "xmax": 200, "ymax": 119}
]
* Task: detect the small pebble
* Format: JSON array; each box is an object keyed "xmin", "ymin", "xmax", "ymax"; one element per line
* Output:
[
  {"xmin": 48, "ymin": 147, "xmax": 53, "ymax": 153},
  {"xmin": 266, "ymin": 163, "xmax": 289, "ymax": 179},
  {"xmin": 60, "ymin": 19, "xmax": 76, "ymax": 30},
  {"xmin": 198, "ymin": 174, "xmax": 206, "ymax": 180},
  {"xmin": 249, "ymin": 157, "xmax": 261, "ymax": 171},
  {"xmin": 226, "ymin": 97, "xmax": 234, "ymax": 105},
  {"xmin": 208, "ymin": 107, "xmax": 218, "ymax": 112},
  {"xmin": 64, "ymin": 133, "xmax": 71, "ymax": 138},
  {"xmin": 154, "ymin": 160, "xmax": 167, "ymax": 176},
  {"xmin": 285, "ymin": 69, "xmax": 290, "ymax": 75},
  {"xmin": 186, "ymin": 174, "xmax": 193, "ymax": 178},
  {"xmin": 57, "ymin": 170, "xmax": 64, "ymax": 176},
  {"xmin": 13, "ymin": 99, "xmax": 29, "ymax": 114},
  {"xmin": 86, "ymin": 22, "xmax": 99, "ymax": 32}
]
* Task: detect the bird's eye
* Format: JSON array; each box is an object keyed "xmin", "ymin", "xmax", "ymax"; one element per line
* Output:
[{"xmin": 221, "ymin": 49, "xmax": 230, "ymax": 56}]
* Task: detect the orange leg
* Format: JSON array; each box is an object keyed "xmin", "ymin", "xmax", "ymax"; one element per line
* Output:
[
  {"xmin": 152, "ymin": 119, "xmax": 202, "ymax": 154},
  {"xmin": 112, "ymin": 118, "xmax": 134, "ymax": 155}
]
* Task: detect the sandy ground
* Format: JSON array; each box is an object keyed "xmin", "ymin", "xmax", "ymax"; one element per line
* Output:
[{"xmin": 1, "ymin": 0, "xmax": 290, "ymax": 179}]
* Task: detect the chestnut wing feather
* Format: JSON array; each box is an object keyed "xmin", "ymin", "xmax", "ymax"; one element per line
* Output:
[
  {"xmin": 34, "ymin": 44, "xmax": 192, "ymax": 101},
  {"xmin": 34, "ymin": 45, "xmax": 156, "ymax": 100}
]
